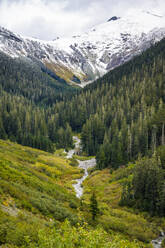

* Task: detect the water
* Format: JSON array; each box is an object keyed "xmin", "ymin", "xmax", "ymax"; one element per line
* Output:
[
  {"xmin": 152, "ymin": 231, "xmax": 165, "ymax": 248},
  {"xmin": 68, "ymin": 137, "xmax": 165, "ymax": 245},
  {"xmin": 73, "ymin": 158, "xmax": 96, "ymax": 198},
  {"xmin": 66, "ymin": 136, "xmax": 81, "ymax": 159},
  {"xmin": 67, "ymin": 136, "xmax": 96, "ymax": 198}
]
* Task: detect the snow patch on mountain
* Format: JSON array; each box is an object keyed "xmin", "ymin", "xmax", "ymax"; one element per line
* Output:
[{"xmin": 0, "ymin": 9, "xmax": 165, "ymax": 86}]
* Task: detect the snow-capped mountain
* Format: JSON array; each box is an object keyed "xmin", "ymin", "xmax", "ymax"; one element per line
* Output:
[{"xmin": 0, "ymin": 9, "xmax": 165, "ymax": 86}]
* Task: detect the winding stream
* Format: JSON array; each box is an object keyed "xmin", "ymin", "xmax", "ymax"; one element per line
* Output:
[
  {"xmin": 68, "ymin": 137, "xmax": 165, "ymax": 246},
  {"xmin": 68, "ymin": 136, "xmax": 96, "ymax": 198},
  {"xmin": 67, "ymin": 136, "xmax": 81, "ymax": 159},
  {"xmin": 73, "ymin": 158, "xmax": 96, "ymax": 198}
]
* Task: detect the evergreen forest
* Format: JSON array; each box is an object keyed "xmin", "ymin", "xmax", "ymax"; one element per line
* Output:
[
  {"xmin": 48, "ymin": 38, "xmax": 165, "ymax": 167},
  {"xmin": 0, "ymin": 37, "xmax": 165, "ymax": 247}
]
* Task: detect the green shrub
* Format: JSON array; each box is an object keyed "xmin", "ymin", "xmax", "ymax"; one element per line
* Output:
[{"xmin": 69, "ymin": 158, "xmax": 79, "ymax": 167}]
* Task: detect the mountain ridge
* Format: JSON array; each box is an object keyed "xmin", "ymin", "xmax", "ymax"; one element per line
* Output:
[{"xmin": 0, "ymin": 9, "xmax": 165, "ymax": 86}]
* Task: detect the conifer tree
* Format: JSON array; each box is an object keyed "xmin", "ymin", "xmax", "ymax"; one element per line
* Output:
[{"xmin": 90, "ymin": 192, "xmax": 99, "ymax": 221}]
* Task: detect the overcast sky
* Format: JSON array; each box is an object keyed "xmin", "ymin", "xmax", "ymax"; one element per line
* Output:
[{"xmin": 0, "ymin": 0, "xmax": 164, "ymax": 40}]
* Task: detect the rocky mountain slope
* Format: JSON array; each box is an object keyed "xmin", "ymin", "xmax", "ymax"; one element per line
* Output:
[{"xmin": 0, "ymin": 9, "xmax": 165, "ymax": 86}]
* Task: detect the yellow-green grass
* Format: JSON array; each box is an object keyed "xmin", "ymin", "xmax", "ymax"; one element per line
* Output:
[
  {"xmin": 73, "ymin": 154, "xmax": 95, "ymax": 161},
  {"xmin": 54, "ymin": 148, "xmax": 67, "ymax": 157},
  {"xmin": 0, "ymin": 139, "xmax": 157, "ymax": 247},
  {"xmin": 82, "ymin": 165, "xmax": 165, "ymax": 245},
  {"xmin": 0, "ymin": 139, "xmax": 82, "ymax": 220},
  {"xmin": 44, "ymin": 61, "xmax": 86, "ymax": 84}
]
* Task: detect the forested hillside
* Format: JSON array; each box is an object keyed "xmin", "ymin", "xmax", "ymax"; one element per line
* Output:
[
  {"xmin": 0, "ymin": 52, "xmax": 78, "ymax": 104},
  {"xmin": 120, "ymin": 147, "xmax": 165, "ymax": 216},
  {"xmin": 0, "ymin": 52, "xmax": 79, "ymax": 151},
  {"xmin": 0, "ymin": 38, "xmax": 165, "ymax": 247},
  {"xmin": 0, "ymin": 39, "xmax": 164, "ymax": 159},
  {"xmin": 50, "ymin": 38, "xmax": 165, "ymax": 168}
]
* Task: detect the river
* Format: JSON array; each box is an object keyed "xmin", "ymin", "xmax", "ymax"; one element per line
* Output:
[{"xmin": 67, "ymin": 136, "xmax": 96, "ymax": 198}]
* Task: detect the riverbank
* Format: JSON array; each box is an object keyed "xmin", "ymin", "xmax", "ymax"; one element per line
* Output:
[
  {"xmin": 67, "ymin": 136, "xmax": 96, "ymax": 198},
  {"xmin": 0, "ymin": 138, "xmax": 164, "ymax": 247},
  {"xmin": 67, "ymin": 136, "xmax": 165, "ymax": 247},
  {"xmin": 82, "ymin": 165, "xmax": 165, "ymax": 247}
]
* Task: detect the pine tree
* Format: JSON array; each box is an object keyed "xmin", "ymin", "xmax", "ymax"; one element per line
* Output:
[{"xmin": 90, "ymin": 192, "xmax": 99, "ymax": 221}]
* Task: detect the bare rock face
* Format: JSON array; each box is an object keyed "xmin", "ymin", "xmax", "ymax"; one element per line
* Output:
[
  {"xmin": 108, "ymin": 16, "xmax": 120, "ymax": 22},
  {"xmin": 0, "ymin": 9, "xmax": 165, "ymax": 86}
]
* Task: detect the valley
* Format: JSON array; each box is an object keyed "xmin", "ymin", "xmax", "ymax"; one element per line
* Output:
[
  {"xmin": 0, "ymin": 6, "xmax": 165, "ymax": 247},
  {"xmin": 0, "ymin": 138, "xmax": 165, "ymax": 247},
  {"xmin": 67, "ymin": 136, "xmax": 165, "ymax": 247},
  {"xmin": 67, "ymin": 136, "xmax": 96, "ymax": 198}
]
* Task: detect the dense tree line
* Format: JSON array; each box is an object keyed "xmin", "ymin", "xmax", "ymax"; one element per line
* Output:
[
  {"xmin": 49, "ymin": 39, "xmax": 165, "ymax": 168},
  {"xmin": 0, "ymin": 90, "xmax": 73, "ymax": 152},
  {"xmin": 0, "ymin": 52, "xmax": 79, "ymax": 151},
  {"xmin": 120, "ymin": 146, "xmax": 165, "ymax": 216},
  {"xmin": 0, "ymin": 52, "xmax": 78, "ymax": 105}
]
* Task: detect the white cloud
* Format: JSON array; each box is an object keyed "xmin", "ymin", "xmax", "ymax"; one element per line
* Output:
[{"xmin": 0, "ymin": 0, "xmax": 164, "ymax": 40}]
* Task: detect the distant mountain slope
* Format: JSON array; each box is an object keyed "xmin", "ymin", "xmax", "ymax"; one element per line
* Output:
[
  {"xmin": 0, "ymin": 9, "xmax": 165, "ymax": 86},
  {"xmin": 0, "ymin": 51, "xmax": 78, "ymax": 105}
]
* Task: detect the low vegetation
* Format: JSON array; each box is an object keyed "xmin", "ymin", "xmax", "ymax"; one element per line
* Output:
[
  {"xmin": 0, "ymin": 139, "xmax": 83, "ymax": 246},
  {"xmin": 82, "ymin": 149, "xmax": 165, "ymax": 245},
  {"xmin": 0, "ymin": 139, "xmax": 161, "ymax": 247}
]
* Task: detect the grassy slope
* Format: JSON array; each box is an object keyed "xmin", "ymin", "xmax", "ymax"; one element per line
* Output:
[
  {"xmin": 44, "ymin": 61, "xmax": 86, "ymax": 85},
  {"xmin": 82, "ymin": 164, "xmax": 165, "ymax": 246},
  {"xmin": 0, "ymin": 139, "xmax": 82, "ymax": 208},
  {"xmin": 0, "ymin": 139, "xmax": 163, "ymax": 247},
  {"xmin": 0, "ymin": 139, "xmax": 83, "ymax": 245}
]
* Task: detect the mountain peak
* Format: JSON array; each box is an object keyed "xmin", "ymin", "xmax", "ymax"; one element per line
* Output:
[{"xmin": 0, "ymin": 9, "xmax": 165, "ymax": 87}]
